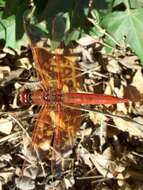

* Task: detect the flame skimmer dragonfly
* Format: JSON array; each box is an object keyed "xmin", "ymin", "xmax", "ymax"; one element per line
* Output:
[{"xmin": 19, "ymin": 19, "xmax": 129, "ymax": 175}]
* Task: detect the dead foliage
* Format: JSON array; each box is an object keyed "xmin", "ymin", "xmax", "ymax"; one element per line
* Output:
[{"xmin": 0, "ymin": 37, "xmax": 143, "ymax": 190}]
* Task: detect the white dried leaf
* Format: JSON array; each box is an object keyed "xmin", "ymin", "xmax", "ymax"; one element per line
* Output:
[
  {"xmin": 0, "ymin": 181, "xmax": 2, "ymax": 190},
  {"xmin": 5, "ymin": 68, "xmax": 24, "ymax": 81},
  {"xmin": 113, "ymin": 117, "xmax": 143, "ymax": 137},
  {"xmin": 22, "ymin": 135, "xmax": 32, "ymax": 156},
  {"xmin": 0, "ymin": 162, "xmax": 7, "ymax": 168},
  {"xmin": 22, "ymin": 166, "xmax": 39, "ymax": 179},
  {"xmin": 115, "ymin": 86, "xmax": 128, "ymax": 114},
  {"xmin": 17, "ymin": 57, "xmax": 32, "ymax": 70},
  {"xmin": 15, "ymin": 177, "xmax": 35, "ymax": 190},
  {"xmin": 14, "ymin": 82, "xmax": 22, "ymax": 89},
  {"xmin": 117, "ymin": 172, "xmax": 130, "ymax": 181},
  {"xmin": 0, "ymin": 167, "xmax": 14, "ymax": 183},
  {"xmin": 104, "ymin": 78, "xmax": 114, "ymax": 97},
  {"xmin": 80, "ymin": 123, "xmax": 92, "ymax": 138},
  {"xmin": 117, "ymin": 102, "xmax": 128, "ymax": 114},
  {"xmin": 99, "ymin": 120, "xmax": 107, "ymax": 150},
  {"xmin": 0, "ymin": 66, "xmax": 11, "ymax": 80},
  {"xmin": 134, "ymin": 117, "xmax": 143, "ymax": 126},
  {"xmin": 77, "ymin": 145, "xmax": 93, "ymax": 168},
  {"xmin": 15, "ymin": 167, "xmax": 22, "ymax": 176},
  {"xmin": 91, "ymin": 150, "xmax": 126, "ymax": 178},
  {"xmin": 77, "ymin": 145, "xmax": 126, "ymax": 178},
  {"xmin": 0, "ymin": 132, "xmax": 21, "ymax": 143},
  {"xmin": 77, "ymin": 145, "xmax": 112, "ymax": 177},
  {"xmin": 104, "ymin": 78, "xmax": 128, "ymax": 113},
  {"xmin": 131, "ymin": 69, "xmax": 143, "ymax": 94},
  {"xmin": 64, "ymin": 176, "xmax": 75, "ymax": 189},
  {"xmin": 77, "ymin": 35, "xmax": 98, "ymax": 46},
  {"xmin": 0, "ymin": 154, "xmax": 12, "ymax": 162},
  {"xmin": 119, "ymin": 55, "xmax": 140, "ymax": 70},
  {"xmin": 3, "ymin": 47, "xmax": 16, "ymax": 55},
  {"xmin": 102, "ymin": 147, "xmax": 113, "ymax": 160},
  {"xmin": 21, "ymin": 146, "xmax": 37, "ymax": 165},
  {"xmin": 107, "ymin": 59, "xmax": 121, "ymax": 74},
  {"xmin": 89, "ymin": 112, "xmax": 107, "ymax": 125},
  {"xmin": 0, "ymin": 118, "xmax": 13, "ymax": 135},
  {"xmin": 91, "ymin": 151, "xmax": 114, "ymax": 178},
  {"xmin": 0, "ymin": 53, "xmax": 6, "ymax": 59},
  {"xmin": 45, "ymin": 180, "xmax": 62, "ymax": 190}
]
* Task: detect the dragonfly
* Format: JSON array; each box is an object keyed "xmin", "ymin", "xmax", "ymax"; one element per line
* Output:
[{"xmin": 19, "ymin": 18, "xmax": 129, "ymax": 175}]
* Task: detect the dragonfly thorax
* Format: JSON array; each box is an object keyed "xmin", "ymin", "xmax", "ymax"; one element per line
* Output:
[{"xmin": 43, "ymin": 88, "xmax": 62, "ymax": 103}]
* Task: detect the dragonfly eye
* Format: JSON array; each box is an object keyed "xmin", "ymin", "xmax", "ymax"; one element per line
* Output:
[{"xmin": 19, "ymin": 89, "xmax": 31, "ymax": 105}]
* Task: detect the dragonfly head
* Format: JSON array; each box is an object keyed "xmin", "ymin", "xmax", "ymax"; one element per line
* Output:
[{"xmin": 19, "ymin": 89, "xmax": 31, "ymax": 106}]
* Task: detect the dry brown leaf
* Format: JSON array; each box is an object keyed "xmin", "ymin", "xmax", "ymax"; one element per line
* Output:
[
  {"xmin": 89, "ymin": 112, "xmax": 107, "ymax": 125},
  {"xmin": 22, "ymin": 166, "xmax": 39, "ymax": 180},
  {"xmin": 0, "ymin": 154, "xmax": 12, "ymax": 162},
  {"xmin": 45, "ymin": 181, "xmax": 63, "ymax": 190},
  {"xmin": 119, "ymin": 55, "xmax": 140, "ymax": 70},
  {"xmin": 0, "ymin": 167, "xmax": 15, "ymax": 184},
  {"xmin": 124, "ymin": 69, "xmax": 143, "ymax": 102},
  {"xmin": 77, "ymin": 144, "xmax": 93, "ymax": 168},
  {"xmin": 80, "ymin": 123, "xmax": 92, "ymax": 139},
  {"xmin": 90, "ymin": 149, "xmax": 123, "ymax": 178},
  {"xmin": 77, "ymin": 145, "xmax": 124, "ymax": 178},
  {"xmin": 0, "ymin": 66, "xmax": 11, "ymax": 80},
  {"xmin": 1, "ymin": 68, "xmax": 24, "ymax": 86}
]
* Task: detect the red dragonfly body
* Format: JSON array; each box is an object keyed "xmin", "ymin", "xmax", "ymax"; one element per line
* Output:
[
  {"xmin": 20, "ymin": 20, "xmax": 129, "ymax": 175},
  {"xmin": 20, "ymin": 88, "xmax": 128, "ymax": 106}
]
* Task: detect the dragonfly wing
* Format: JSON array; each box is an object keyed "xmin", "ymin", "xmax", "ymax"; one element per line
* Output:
[
  {"xmin": 29, "ymin": 104, "xmax": 81, "ymax": 175},
  {"xmin": 31, "ymin": 47, "xmax": 54, "ymax": 89},
  {"xmin": 51, "ymin": 104, "xmax": 81, "ymax": 174},
  {"xmin": 26, "ymin": 27, "xmax": 83, "ymax": 172},
  {"xmin": 31, "ymin": 46, "xmax": 82, "ymax": 91},
  {"xmin": 31, "ymin": 105, "xmax": 54, "ymax": 161}
]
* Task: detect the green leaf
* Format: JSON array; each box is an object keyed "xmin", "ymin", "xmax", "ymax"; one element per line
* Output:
[
  {"xmin": 130, "ymin": 0, "xmax": 143, "ymax": 8},
  {"xmin": 2, "ymin": 0, "xmax": 29, "ymax": 41},
  {"xmin": 52, "ymin": 13, "xmax": 70, "ymax": 41},
  {"xmin": 89, "ymin": 27, "xmax": 104, "ymax": 38},
  {"xmin": 2, "ymin": 0, "xmax": 28, "ymax": 18},
  {"xmin": 34, "ymin": 0, "xmax": 75, "ymax": 21},
  {"xmin": 0, "ymin": 0, "xmax": 5, "ymax": 6},
  {"xmin": 113, "ymin": 0, "xmax": 127, "ymax": 7},
  {"xmin": 102, "ymin": 8, "xmax": 143, "ymax": 64},
  {"xmin": 113, "ymin": 0, "xmax": 143, "ymax": 8},
  {"xmin": 0, "ymin": 15, "xmax": 28, "ymax": 50},
  {"xmin": 64, "ymin": 29, "xmax": 82, "ymax": 45},
  {"xmin": 50, "ymin": 12, "xmax": 70, "ymax": 49},
  {"xmin": 0, "ymin": 0, "xmax": 29, "ymax": 50},
  {"xmin": 94, "ymin": 0, "xmax": 108, "ymax": 10}
]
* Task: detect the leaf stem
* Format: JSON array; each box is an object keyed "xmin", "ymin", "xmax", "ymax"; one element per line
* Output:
[{"xmin": 124, "ymin": 0, "xmax": 131, "ymax": 11}]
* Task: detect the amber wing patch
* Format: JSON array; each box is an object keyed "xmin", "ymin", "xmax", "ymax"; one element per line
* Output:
[{"xmin": 29, "ymin": 46, "xmax": 82, "ymax": 174}]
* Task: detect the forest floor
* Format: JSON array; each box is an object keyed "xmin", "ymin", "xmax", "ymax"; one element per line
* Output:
[{"xmin": 0, "ymin": 37, "xmax": 143, "ymax": 190}]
